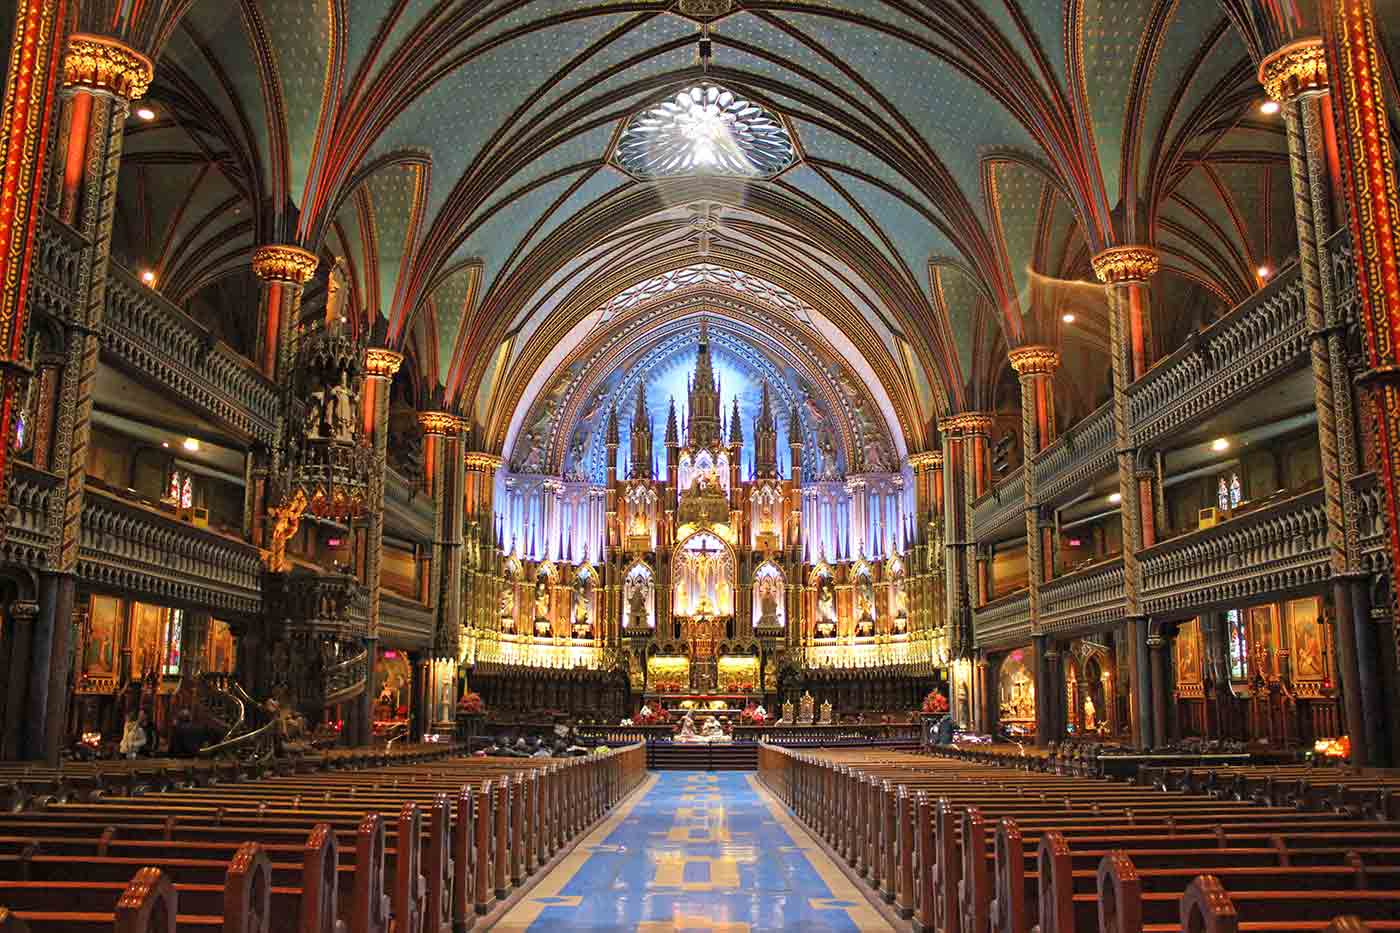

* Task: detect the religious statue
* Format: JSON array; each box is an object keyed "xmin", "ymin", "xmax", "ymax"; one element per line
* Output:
[
  {"xmin": 758, "ymin": 586, "xmax": 780, "ymax": 627},
  {"xmin": 329, "ymin": 372, "xmax": 356, "ymax": 442},
  {"xmin": 627, "ymin": 581, "xmax": 648, "ymax": 629},
  {"xmin": 1083, "ymin": 693, "xmax": 1096, "ymax": 731},
  {"xmin": 700, "ymin": 716, "xmax": 728, "ymax": 743},
  {"xmin": 499, "ymin": 589, "xmax": 515, "ymax": 632},
  {"xmin": 305, "ymin": 388, "xmax": 327, "ymax": 438},
  {"xmin": 815, "ymin": 576, "xmax": 837, "ymax": 637},
  {"xmin": 571, "ymin": 572, "xmax": 591, "ymax": 637},
  {"xmin": 678, "ymin": 712, "xmax": 697, "ymax": 741}
]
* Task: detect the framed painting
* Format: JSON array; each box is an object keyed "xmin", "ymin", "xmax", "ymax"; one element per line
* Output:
[
  {"xmin": 1248, "ymin": 604, "xmax": 1278, "ymax": 677},
  {"xmin": 1175, "ymin": 618, "xmax": 1202, "ymax": 686},
  {"xmin": 1286, "ymin": 596, "xmax": 1327, "ymax": 683},
  {"xmin": 83, "ymin": 595, "xmax": 121, "ymax": 677}
]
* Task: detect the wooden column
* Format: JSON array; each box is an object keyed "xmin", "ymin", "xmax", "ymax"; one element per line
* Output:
[
  {"xmin": 1092, "ymin": 246, "xmax": 1159, "ymax": 749},
  {"xmin": 1010, "ymin": 346, "xmax": 1059, "ymax": 654}
]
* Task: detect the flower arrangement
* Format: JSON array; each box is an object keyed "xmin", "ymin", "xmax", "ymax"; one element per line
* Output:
[
  {"xmin": 921, "ymin": 689, "xmax": 949, "ymax": 714},
  {"xmin": 634, "ymin": 705, "xmax": 670, "ymax": 725},
  {"xmin": 457, "ymin": 691, "xmax": 485, "ymax": 714},
  {"xmin": 652, "ymin": 679, "xmax": 686, "ymax": 694},
  {"xmin": 739, "ymin": 703, "xmax": 769, "ymax": 725}
]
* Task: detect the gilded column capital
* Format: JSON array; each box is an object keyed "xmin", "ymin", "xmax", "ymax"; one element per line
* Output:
[
  {"xmin": 1259, "ymin": 38, "xmax": 1327, "ymax": 102},
  {"xmin": 252, "ymin": 244, "xmax": 318, "ymax": 285},
  {"xmin": 418, "ymin": 411, "xmax": 462, "ymax": 437},
  {"xmin": 907, "ymin": 451, "xmax": 942, "ymax": 470},
  {"xmin": 1008, "ymin": 345, "xmax": 1060, "ymax": 377},
  {"xmin": 365, "ymin": 348, "xmax": 404, "ymax": 379},
  {"xmin": 1091, "ymin": 246, "xmax": 1159, "ymax": 285},
  {"xmin": 63, "ymin": 34, "xmax": 153, "ymax": 100},
  {"xmin": 464, "ymin": 452, "xmax": 504, "ymax": 474},
  {"xmin": 939, "ymin": 412, "xmax": 994, "ymax": 437}
]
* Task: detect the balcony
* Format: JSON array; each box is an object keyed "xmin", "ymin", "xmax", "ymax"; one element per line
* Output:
[
  {"xmin": 77, "ymin": 484, "xmax": 264, "ymax": 616},
  {"xmin": 972, "ymin": 588, "xmax": 1030, "ymax": 651},
  {"xmin": 31, "ymin": 216, "xmax": 280, "ymax": 446},
  {"xmin": 1129, "ymin": 260, "xmax": 1307, "ymax": 449},
  {"xmin": 971, "ymin": 465, "xmax": 1025, "ymax": 543},
  {"xmin": 3, "ymin": 465, "xmax": 60, "ymax": 568},
  {"xmin": 1031, "ymin": 401, "xmax": 1115, "ymax": 506},
  {"xmin": 1139, "ymin": 487, "xmax": 1327, "ymax": 619},
  {"xmin": 379, "ymin": 590, "xmax": 435, "ymax": 648},
  {"xmin": 1038, "ymin": 557, "xmax": 1126, "ymax": 637}
]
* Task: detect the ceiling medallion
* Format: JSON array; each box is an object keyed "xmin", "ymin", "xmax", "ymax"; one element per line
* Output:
[
  {"xmin": 676, "ymin": 0, "xmax": 735, "ymax": 20},
  {"xmin": 615, "ymin": 84, "xmax": 797, "ymax": 180}
]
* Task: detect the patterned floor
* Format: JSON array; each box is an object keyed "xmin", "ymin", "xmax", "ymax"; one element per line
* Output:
[{"xmin": 491, "ymin": 771, "xmax": 893, "ymax": 932}]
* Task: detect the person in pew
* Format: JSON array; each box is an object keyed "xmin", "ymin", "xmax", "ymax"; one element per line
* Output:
[
  {"xmin": 167, "ymin": 709, "xmax": 217, "ymax": 757},
  {"xmin": 935, "ymin": 714, "xmax": 955, "ymax": 746},
  {"xmin": 118, "ymin": 710, "xmax": 147, "ymax": 759}
]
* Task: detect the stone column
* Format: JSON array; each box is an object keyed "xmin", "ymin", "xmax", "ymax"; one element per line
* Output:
[
  {"xmin": 1009, "ymin": 346, "xmax": 1059, "ymax": 643},
  {"xmin": 462, "ymin": 452, "xmax": 503, "ymax": 687},
  {"xmin": 32, "ymin": 33, "xmax": 153, "ymax": 764},
  {"xmin": 419, "ymin": 413, "xmax": 465, "ymax": 670},
  {"xmin": 1261, "ymin": 34, "xmax": 1379, "ymax": 766},
  {"xmin": 1092, "ymin": 246, "xmax": 1159, "ymax": 750},
  {"xmin": 353, "ymin": 348, "xmax": 402, "ymax": 746},
  {"xmin": 1149, "ymin": 628, "xmax": 1171, "ymax": 749},
  {"xmin": 1033, "ymin": 634, "xmax": 1051, "ymax": 744}
]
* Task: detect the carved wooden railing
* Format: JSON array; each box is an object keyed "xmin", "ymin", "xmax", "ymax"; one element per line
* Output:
[
  {"xmin": 1031, "ymin": 401, "xmax": 1115, "ymax": 505},
  {"xmin": 1139, "ymin": 488, "xmax": 1328, "ymax": 618},
  {"xmin": 77, "ymin": 484, "xmax": 264, "ymax": 616},
  {"xmin": 30, "ymin": 216, "xmax": 280, "ymax": 445},
  {"xmin": 1038, "ymin": 557, "xmax": 1126, "ymax": 636},
  {"xmin": 378, "ymin": 590, "xmax": 435, "ymax": 645},
  {"xmin": 1351, "ymin": 473, "xmax": 1391, "ymax": 580},
  {"xmin": 101, "ymin": 262, "xmax": 280, "ymax": 444},
  {"xmin": 2, "ymin": 464, "xmax": 59, "ymax": 568},
  {"xmin": 971, "ymin": 465, "xmax": 1025, "ymax": 542},
  {"xmin": 1130, "ymin": 262, "xmax": 1307, "ymax": 449},
  {"xmin": 972, "ymin": 587, "xmax": 1030, "ymax": 650},
  {"xmin": 322, "ymin": 649, "xmax": 369, "ymax": 706}
]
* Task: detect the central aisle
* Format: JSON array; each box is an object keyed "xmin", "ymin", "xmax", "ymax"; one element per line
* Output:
[{"xmin": 492, "ymin": 771, "xmax": 894, "ymax": 931}]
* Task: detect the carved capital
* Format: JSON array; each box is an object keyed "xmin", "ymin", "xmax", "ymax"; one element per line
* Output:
[
  {"xmin": 907, "ymin": 451, "xmax": 942, "ymax": 470},
  {"xmin": 939, "ymin": 412, "xmax": 994, "ymax": 437},
  {"xmin": 1091, "ymin": 246, "xmax": 1159, "ymax": 285},
  {"xmin": 417, "ymin": 411, "xmax": 461, "ymax": 437},
  {"xmin": 464, "ymin": 452, "xmax": 504, "ymax": 474},
  {"xmin": 63, "ymin": 34, "xmax": 152, "ymax": 100},
  {"xmin": 252, "ymin": 244, "xmax": 318, "ymax": 285},
  {"xmin": 1259, "ymin": 38, "xmax": 1327, "ymax": 102},
  {"xmin": 1008, "ymin": 345, "xmax": 1060, "ymax": 377},
  {"xmin": 364, "ymin": 348, "xmax": 404, "ymax": 379}
]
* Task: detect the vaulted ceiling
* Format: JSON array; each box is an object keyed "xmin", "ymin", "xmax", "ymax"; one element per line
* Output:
[{"xmin": 101, "ymin": 0, "xmax": 1339, "ymax": 458}]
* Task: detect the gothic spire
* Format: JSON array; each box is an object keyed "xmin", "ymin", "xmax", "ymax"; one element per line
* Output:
[
  {"xmin": 729, "ymin": 396, "xmax": 743, "ymax": 445},
  {"xmin": 606, "ymin": 405, "xmax": 619, "ymax": 445},
  {"xmin": 754, "ymin": 381, "xmax": 779, "ymax": 478},
  {"xmin": 665, "ymin": 397, "xmax": 679, "ymax": 444}
]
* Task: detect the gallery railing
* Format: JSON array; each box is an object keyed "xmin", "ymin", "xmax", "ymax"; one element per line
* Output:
[
  {"xmin": 1139, "ymin": 487, "xmax": 1328, "ymax": 619},
  {"xmin": 1031, "ymin": 401, "xmax": 1115, "ymax": 506},
  {"xmin": 971, "ymin": 465, "xmax": 1025, "ymax": 542},
  {"xmin": 973, "ymin": 587, "xmax": 1031, "ymax": 650},
  {"xmin": 1129, "ymin": 261, "xmax": 1307, "ymax": 450},
  {"xmin": 3, "ymin": 465, "xmax": 60, "ymax": 568},
  {"xmin": 378, "ymin": 590, "xmax": 435, "ymax": 645},
  {"xmin": 1038, "ymin": 557, "xmax": 1126, "ymax": 637},
  {"xmin": 77, "ymin": 484, "xmax": 264, "ymax": 616}
]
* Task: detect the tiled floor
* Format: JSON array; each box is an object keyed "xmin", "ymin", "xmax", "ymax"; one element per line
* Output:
[{"xmin": 491, "ymin": 771, "xmax": 893, "ymax": 932}]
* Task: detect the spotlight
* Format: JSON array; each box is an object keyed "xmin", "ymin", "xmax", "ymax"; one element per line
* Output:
[
  {"xmin": 135, "ymin": 106, "xmax": 156, "ymax": 121},
  {"xmin": 182, "ymin": 437, "xmax": 200, "ymax": 452},
  {"xmin": 161, "ymin": 441, "xmax": 169, "ymax": 448},
  {"xmin": 140, "ymin": 270, "xmax": 156, "ymax": 285},
  {"xmin": 1257, "ymin": 264, "xmax": 1272, "ymax": 280},
  {"xmin": 1108, "ymin": 492, "xmax": 1122, "ymax": 504},
  {"xmin": 1061, "ymin": 313, "xmax": 1076, "ymax": 324},
  {"xmin": 1212, "ymin": 437, "xmax": 1230, "ymax": 452},
  {"xmin": 1259, "ymin": 100, "xmax": 1281, "ymax": 115}
]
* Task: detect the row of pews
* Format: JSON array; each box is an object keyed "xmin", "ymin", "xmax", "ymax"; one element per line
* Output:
[
  {"xmin": 757, "ymin": 745, "xmax": 1400, "ymax": 932},
  {"xmin": 1138, "ymin": 762, "xmax": 1400, "ymax": 821},
  {"xmin": 0, "ymin": 742, "xmax": 646, "ymax": 932}
]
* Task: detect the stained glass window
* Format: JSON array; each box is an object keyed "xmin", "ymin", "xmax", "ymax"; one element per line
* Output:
[
  {"xmin": 615, "ymin": 84, "xmax": 797, "ymax": 179},
  {"xmin": 1229, "ymin": 473, "xmax": 1242, "ymax": 509},
  {"xmin": 1227, "ymin": 608, "xmax": 1248, "ymax": 679},
  {"xmin": 1217, "ymin": 477, "xmax": 1229, "ymax": 512},
  {"xmin": 11, "ymin": 411, "xmax": 25, "ymax": 452},
  {"xmin": 167, "ymin": 470, "xmax": 182, "ymax": 504},
  {"xmin": 180, "ymin": 475, "xmax": 193, "ymax": 510}
]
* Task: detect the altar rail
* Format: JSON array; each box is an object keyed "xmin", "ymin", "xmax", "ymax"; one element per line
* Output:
[
  {"xmin": 970, "ymin": 465, "xmax": 1025, "ymax": 542},
  {"xmin": 1140, "ymin": 486, "xmax": 1328, "ymax": 620},
  {"xmin": 566, "ymin": 723, "xmax": 922, "ymax": 746}
]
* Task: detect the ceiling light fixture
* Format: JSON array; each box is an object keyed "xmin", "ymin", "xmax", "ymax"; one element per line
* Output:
[
  {"xmin": 161, "ymin": 441, "xmax": 169, "ymax": 448},
  {"xmin": 182, "ymin": 438, "xmax": 200, "ymax": 452},
  {"xmin": 135, "ymin": 106, "xmax": 156, "ymax": 121},
  {"xmin": 1061, "ymin": 312, "xmax": 1076, "ymax": 324},
  {"xmin": 140, "ymin": 270, "xmax": 156, "ymax": 285},
  {"xmin": 1212, "ymin": 437, "xmax": 1230, "ymax": 452},
  {"xmin": 1108, "ymin": 492, "xmax": 1122, "ymax": 505},
  {"xmin": 1259, "ymin": 100, "xmax": 1281, "ymax": 115}
]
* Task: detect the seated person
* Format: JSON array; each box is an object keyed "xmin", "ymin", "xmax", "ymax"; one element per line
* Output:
[{"xmin": 168, "ymin": 709, "xmax": 216, "ymax": 757}]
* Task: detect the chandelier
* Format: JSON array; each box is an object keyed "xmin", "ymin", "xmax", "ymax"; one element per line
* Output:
[{"xmin": 615, "ymin": 84, "xmax": 796, "ymax": 179}]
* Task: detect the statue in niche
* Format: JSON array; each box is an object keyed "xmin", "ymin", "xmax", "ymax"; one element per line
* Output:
[
  {"xmin": 305, "ymin": 388, "xmax": 327, "ymax": 439},
  {"xmin": 498, "ymin": 589, "xmax": 515, "ymax": 632},
  {"xmin": 855, "ymin": 574, "xmax": 875, "ymax": 636},
  {"xmin": 759, "ymin": 585, "xmax": 780, "ymax": 627},
  {"xmin": 329, "ymin": 373, "xmax": 356, "ymax": 441},
  {"xmin": 571, "ymin": 573, "xmax": 591, "ymax": 636},
  {"xmin": 815, "ymin": 576, "xmax": 836, "ymax": 636},
  {"xmin": 627, "ymin": 579, "xmax": 648, "ymax": 629},
  {"xmin": 1083, "ymin": 693, "xmax": 1096, "ymax": 731},
  {"xmin": 534, "ymin": 575, "xmax": 550, "ymax": 624}
]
